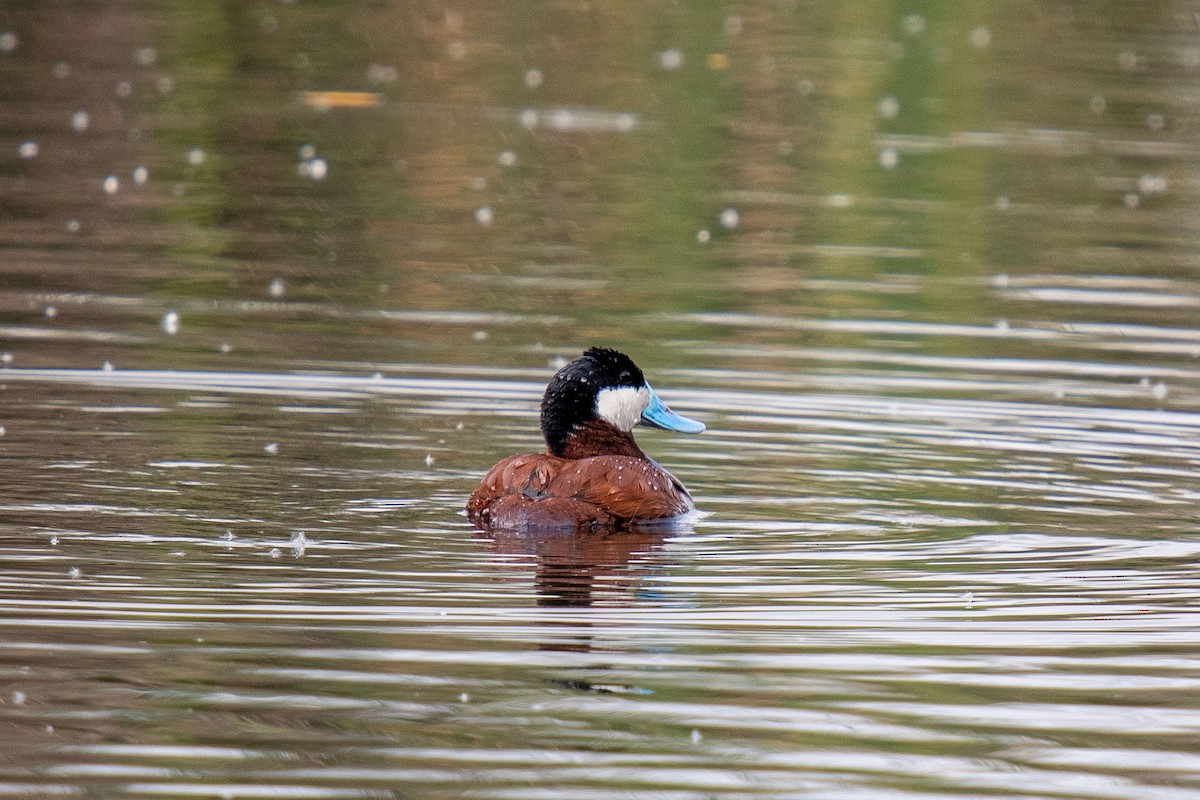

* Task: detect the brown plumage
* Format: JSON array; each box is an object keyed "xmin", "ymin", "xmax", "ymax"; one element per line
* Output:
[
  {"xmin": 466, "ymin": 447, "xmax": 693, "ymax": 531},
  {"xmin": 465, "ymin": 348, "xmax": 703, "ymax": 532}
]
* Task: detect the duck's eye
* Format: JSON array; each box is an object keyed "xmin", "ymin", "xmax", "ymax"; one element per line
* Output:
[{"xmin": 618, "ymin": 370, "xmax": 631, "ymax": 383}]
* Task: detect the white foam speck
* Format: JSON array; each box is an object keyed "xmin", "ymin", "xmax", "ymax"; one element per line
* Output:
[
  {"xmin": 71, "ymin": 110, "xmax": 90, "ymax": 132},
  {"xmin": 475, "ymin": 206, "xmax": 494, "ymax": 226},
  {"xmin": 719, "ymin": 207, "xmax": 739, "ymax": 229},
  {"xmin": 901, "ymin": 14, "xmax": 926, "ymax": 34},
  {"xmin": 659, "ymin": 48, "xmax": 684, "ymax": 70},
  {"xmin": 18, "ymin": 141, "xmax": 38, "ymax": 159},
  {"xmin": 161, "ymin": 310, "xmax": 180, "ymax": 334}
]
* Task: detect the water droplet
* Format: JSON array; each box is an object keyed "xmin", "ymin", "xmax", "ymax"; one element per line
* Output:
[
  {"xmin": 1152, "ymin": 381, "xmax": 1168, "ymax": 401},
  {"xmin": 264, "ymin": 442, "xmax": 279, "ymax": 455},
  {"xmin": 49, "ymin": 535, "xmax": 58, "ymax": 546},
  {"xmin": 11, "ymin": 690, "xmax": 26, "ymax": 706},
  {"xmin": 473, "ymin": 329, "xmax": 488, "ymax": 341},
  {"xmin": 1146, "ymin": 113, "xmax": 1166, "ymax": 132},
  {"xmin": 68, "ymin": 567, "xmax": 81, "ymax": 579},
  {"xmin": 306, "ymin": 158, "xmax": 328, "ymax": 180},
  {"xmin": 134, "ymin": 46, "xmax": 157, "ymax": 66},
  {"xmin": 115, "ymin": 80, "xmax": 132, "ymax": 98},
  {"xmin": 186, "ymin": 147, "xmax": 206, "ymax": 167},
  {"xmin": 289, "ymin": 530, "xmax": 307, "ymax": 557},
  {"xmin": 901, "ymin": 14, "xmax": 926, "ymax": 34},
  {"xmin": 223, "ymin": 530, "xmax": 235, "ymax": 540},
  {"xmin": 65, "ymin": 219, "xmax": 81, "ymax": 234},
  {"xmin": 268, "ymin": 278, "xmax": 286, "ymax": 298},
  {"xmin": 550, "ymin": 109, "xmax": 574, "ymax": 130},
  {"xmin": 424, "ymin": 453, "xmax": 435, "ymax": 467},
  {"xmin": 691, "ymin": 728, "xmax": 703, "ymax": 744},
  {"xmin": 523, "ymin": 68, "xmax": 544, "ymax": 88},
  {"xmin": 498, "ymin": 150, "xmax": 517, "ymax": 168},
  {"xmin": 268, "ymin": 547, "xmax": 281, "ymax": 558},
  {"xmin": 879, "ymin": 147, "xmax": 899, "ymax": 169},
  {"xmin": 102, "ymin": 175, "xmax": 120, "ymax": 195},
  {"xmin": 1137, "ymin": 174, "xmax": 1168, "ymax": 195},
  {"xmin": 719, "ymin": 207, "xmax": 739, "ymax": 229},
  {"xmin": 992, "ymin": 273, "xmax": 1010, "ymax": 289},
  {"xmin": 0, "ymin": 353, "xmax": 11, "ymax": 364},
  {"xmin": 219, "ymin": 342, "xmax": 233, "ymax": 354},
  {"xmin": 0, "ymin": 32, "xmax": 18, "ymax": 53},
  {"xmin": 659, "ymin": 48, "xmax": 684, "ymax": 70},
  {"xmin": 161, "ymin": 310, "xmax": 180, "ymax": 334},
  {"xmin": 102, "ymin": 361, "xmax": 114, "ymax": 372},
  {"xmin": 18, "ymin": 141, "xmax": 38, "ymax": 159},
  {"xmin": 70, "ymin": 110, "xmax": 89, "ymax": 132},
  {"xmin": 877, "ymin": 96, "xmax": 899, "ymax": 119},
  {"xmin": 469, "ymin": 176, "xmax": 487, "ymax": 191},
  {"xmin": 459, "ymin": 692, "xmax": 470, "ymax": 703},
  {"xmin": 52, "ymin": 61, "xmax": 70, "ymax": 79},
  {"xmin": 519, "ymin": 108, "xmax": 539, "ymax": 130},
  {"xmin": 1123, "ymin": 192, "xmax": 1140, "ymax": 209},
  {"xmin": 994, "ymin": 196, "xmax": 1011, "ymax": 211},
  {"xmin": 969, "ymin": 26, "xmax": 992, "ymax": 48},
  {"xmin": 1118, "ymin": 51, "xmax": 1138, "ymax": 70},
  {"xmin": 724, "ymin": 16, "xmax": 743, "ymax": 36},
  {"xmin": 44, "ymin": 305, "xmax": 57, "ymax": 319},
  {"xmin": 156, "ymin": 75, "xmax": 175, "ymax": 94},
  {"xmin": 795, "ymin": 78, "xmax": 814, "ymax": 96},
  {"xmin": 447, "ymin": 40, "xmax": 467, "ymax": 60},
  {"xmin": 474, "ymin": 206, "xmax": 494, "ymax": 226},
  {"xmin": 994, "ymin": 319, "xmax": 1009, "ymax": 333},
  {"xmin": 696, "ymin": 228, "xmax": 711, "ymax": 244}
]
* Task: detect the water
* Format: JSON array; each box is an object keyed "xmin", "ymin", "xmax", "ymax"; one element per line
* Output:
[{"xmin": 2, "ymin": 2, "xmax": 1200, "ymax": 798}]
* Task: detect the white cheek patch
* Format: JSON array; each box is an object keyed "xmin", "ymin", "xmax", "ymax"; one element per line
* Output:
[{"xmin": 595, "ymin": 386, "xmax": 649, "ymax": 432}]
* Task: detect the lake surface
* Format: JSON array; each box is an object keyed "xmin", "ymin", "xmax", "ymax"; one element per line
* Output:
[{"xmin": 2, "ymin": 2, "xmax": 1200, "ymax": 798}]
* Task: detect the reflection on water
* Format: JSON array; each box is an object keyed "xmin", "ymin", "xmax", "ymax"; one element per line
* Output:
[{"xmin": 3, "ymin": 1, "xmax": 1200, "ymax": 798}]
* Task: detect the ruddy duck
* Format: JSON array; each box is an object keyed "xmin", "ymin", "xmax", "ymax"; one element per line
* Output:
[{"xmin": 466, "ymin": 347, "xmax": 705, "ymax": 531}]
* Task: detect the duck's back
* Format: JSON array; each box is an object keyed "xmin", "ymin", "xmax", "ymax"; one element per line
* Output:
[{"xmin": 466, "ymin": 453, "xmax": 693, "ymax": 531}]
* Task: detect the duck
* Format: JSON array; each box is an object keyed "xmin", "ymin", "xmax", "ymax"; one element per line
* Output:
[{"xmin": 466, "ymin": 347, "xmax": 705, "ymax": 531}]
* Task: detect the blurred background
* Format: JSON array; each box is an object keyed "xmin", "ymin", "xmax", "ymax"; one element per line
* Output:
[{"xmin": 2, "ymin": 2, "xmax": 1200, "ymax": 799}]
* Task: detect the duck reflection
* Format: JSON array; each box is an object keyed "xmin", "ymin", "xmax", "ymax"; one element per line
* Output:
[{"xmin": 484, "ymin": 527, "xmax": 672, "ymax": 608}]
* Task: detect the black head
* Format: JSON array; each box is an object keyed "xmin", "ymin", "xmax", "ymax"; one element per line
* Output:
[{"xmin": 540, "ymin": 348, "xmax": 644, "ymax": 456}]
